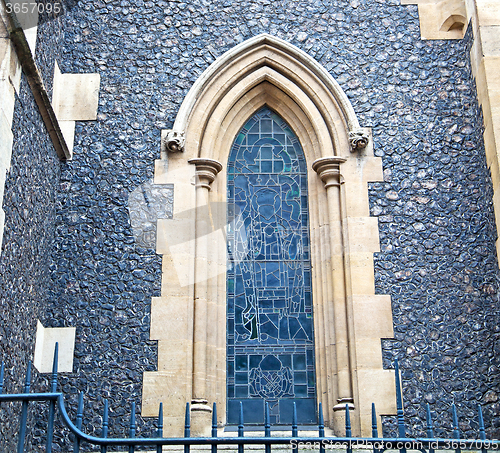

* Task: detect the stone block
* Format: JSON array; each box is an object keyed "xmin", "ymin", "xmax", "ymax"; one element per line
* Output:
[
  {"xmin": 479, "ymin": 26, "xmax": 500, "ymax": 57},
  {"xmin": 401, "ymin": 0, "xmax": 467, "ymax": 40},
  {"xmin": 0, "ymin": 108, "xmax": 13, "ymax": 170},
  {"xmin": 157, "ymin": 340, "xmax": 192, "ymax": 371},
  {"xmin": 348, "ymin": 252, "xmax": 376, "ymax": 295},
  {"xmin": 356, "ymin": 369, "xmax": 396, "ymax": 435},
  {"xmin": 33, "ymin": 320, "xmax": 76, "ymax": 373},
  {"xmin": 17, "ymin": 9, "xmax": 38, "ymax": 54},
  {"xmin": 345, "ymin": 183, "xmax": 370, "ymax": 217},
  {"xmin": 346, "ymin": 217, "xmax": 380, "ymax": 253},
  {"xmin": 476, "ymin": 0, "xmax": 500, "ymax": 26},
  {"xmin": 58, "ymin": 120, "xmax": 75, "ymax": 157},
  {"xmin": 352, "ymin": 294, "xmax": 394, "ymax": 340},
  {"xmin": 52, "ymin": 61, "xmax": 100, "ymax": 121},
  {"xmin": 150, "ymin": 296, "xmax": 191, "ymax": 341},
  {"xmin": 142, "ymin": 371, "xmax": 190, "ymax": 436}
]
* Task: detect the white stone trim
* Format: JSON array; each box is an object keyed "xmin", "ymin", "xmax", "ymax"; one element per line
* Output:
[
  {"xmin": 33, "ymin": 320, "xmax": 76, "ymax": 373},
  {"xmin": 52, "ymin": 61, "xmax": 100, "ymax": 158},
  {"xmin": 0, "ymin": 0, "xmax": 22, "ymax": 253},
  {"xmin": 401, "ymin": 0, "xmax": 468, "ymax": 39}
]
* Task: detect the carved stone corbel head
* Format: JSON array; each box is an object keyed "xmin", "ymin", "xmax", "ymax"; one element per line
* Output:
[
  {"xmin": 164, "ymin": 130, "xmax": 185, "ymax": 153},
  {"xmin": 349, "ymin": 129, "xmax": 369, "ymax": 152}
]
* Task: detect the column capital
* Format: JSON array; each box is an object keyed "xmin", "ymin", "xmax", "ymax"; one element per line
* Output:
[
  {"xmin": 188, "ymin": 158, "xmax": 223, "ymax": 189},
  {"xmin": 312, "ymin": 157, "xmax": 347, "ymax": 189}
]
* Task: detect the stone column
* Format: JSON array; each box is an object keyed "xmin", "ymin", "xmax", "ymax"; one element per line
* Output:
[
  {"xmin": 312, "ymin": 157, "xmax": 354, "ymax": 412},
  {"xmin": 188, "ymin": 158, "xmax": 223, "ymax": 435}
]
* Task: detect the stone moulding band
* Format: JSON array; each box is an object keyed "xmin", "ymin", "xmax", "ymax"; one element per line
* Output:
[
  {"xmin": 188, "ymin": 158, "xmax": 223, "ymax": 190},
  {"xmin": 312, "ymin": 157, "xmax": 347, "ymax": 188}
]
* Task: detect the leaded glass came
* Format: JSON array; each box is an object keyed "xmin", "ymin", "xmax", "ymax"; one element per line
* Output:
[{"xmin": 227, "ymin": 107, "xmax": 317, "ymax": 425}]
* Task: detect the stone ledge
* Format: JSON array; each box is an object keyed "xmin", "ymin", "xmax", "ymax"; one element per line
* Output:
[{"xmin": 401, "ymin": 0, "xmax": 467, "ymax": 40}]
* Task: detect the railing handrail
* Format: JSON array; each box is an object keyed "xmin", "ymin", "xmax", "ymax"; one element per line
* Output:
[
  {"xmin": 2, "ymin": 390, "xmax": 500, "ymax": 448},
  {"xmin": 0, "ymin": 344, "xmax": 498, "ymax": 451}
]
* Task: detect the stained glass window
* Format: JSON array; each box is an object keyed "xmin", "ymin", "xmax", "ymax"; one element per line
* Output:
[{"xmin": 227, "ymin": 107, "xmax": 317, "ymax": 425}]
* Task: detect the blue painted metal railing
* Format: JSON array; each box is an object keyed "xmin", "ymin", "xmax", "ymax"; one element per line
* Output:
[{"xmin": 0, "ymin": 344, "xmax": 498, "ymax": 452}]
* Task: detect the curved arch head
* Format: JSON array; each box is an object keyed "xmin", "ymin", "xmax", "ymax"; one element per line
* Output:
[{"xmin": 166, "ymin": 33, "xmax": 370, "ymax": 161}]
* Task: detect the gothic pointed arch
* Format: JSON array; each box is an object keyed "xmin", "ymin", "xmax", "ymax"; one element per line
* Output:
[
  {"xmin": 169, "ymin": 33, "xmax": 366, "ymax": 162},
  {"xmin": 144, "ymin": 33, "xmax": 396, "ymax": 437}
]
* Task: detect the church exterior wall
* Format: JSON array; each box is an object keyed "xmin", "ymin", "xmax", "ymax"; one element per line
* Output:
[
  {"xmin": 373, "ymin": 27, "xmax": 500, "ymax": 438},
  {"xmin": 0, "ymin": 0, "xmax": 499, "ymax": 448},
  {"xmin": 0, "ymin": 6, "xmax": 63, "ymax": 449}
]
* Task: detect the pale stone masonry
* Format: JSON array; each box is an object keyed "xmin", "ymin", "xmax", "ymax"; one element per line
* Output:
[{"xmin": 0, "ymin": 3, "xmax": 23, "ymax": 252}]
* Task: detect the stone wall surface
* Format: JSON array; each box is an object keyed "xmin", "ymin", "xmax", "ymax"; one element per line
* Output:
[
  {"xmin": 0, "ymin": 7, "xmax": 63, "ymax": 450},
  {"xmin": 0, "ymin": 0, "xmax": 499, "ymax": 448},
  {"xmin": 372, "ymin": 27, "xmax": 500, "ymax": 439},
  {"xmin": 53, "ymin": 0, "xmax": 500, "ymax": 441}
]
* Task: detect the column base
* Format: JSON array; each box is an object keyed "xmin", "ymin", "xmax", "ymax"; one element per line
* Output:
[
  {"xmin": 331, "ymin": 401, "xmax": 357, "ymax": 436},
  {"xmin": 190, "ymin": 399, "xmax": 212, "ymax": 437},
  {"xmin": 333, "ymin": 399, "xmax": 355, "ymax": 411}
]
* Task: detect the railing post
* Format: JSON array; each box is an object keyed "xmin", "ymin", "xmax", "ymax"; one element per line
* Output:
[
  {"xmin": 452, "ymin": 404, "xmax": 461, "ymax": 453},
  {"xmin": 73, "ymin": 391, "xmax": 84, "ymax": 453},
  {"xmin": 265, "ymin": 402, "xmax": 271, "ymax": 453},
  {"xmin": 46, "ymin": 343, "xmax": 58, "ymax": 453},
  {"xmin": 478, "ymin": 405, "xmax": 487, "ymax": 453},
  {"xmin": 17, "ymin": 361, "xmax": 31, "ymax": 453},
  {"xmin": 238, "ymin": 401, "xmax": 244, "ymax": 453},
  {"xmin": 394, "ymin": 360, "xmax": 406, "ymax": 453},
  {"xmin": 345, "ymin": 404, "xmax": 352, "ymax": 453},
  {"xmin": 394, "ymin": 360, "xmax": 406, "ymax": 438},
  {"xmin": 372, "ymin": 403, "xmax": 379, "ymax": 453},
  {"xmin": 292, "ymin": 402, "xmax": 298, "ymax": 453},
  {"xmin": 371, "ymin": 403, "xmax": 378, "ymax": 438},
  {"xmin": 101, "ymin": 399, "xmax": 109, "ymax": 453},
  {"xmin": 318, "ymin": 403, "xmax": 325, "ymax": 453},
  {"xmin": 157, "ymin": 402, "xmax": 163, "ymax": 453},
  {"xmin": 129, "ymin": 402, "xmax": 136, "ymax": 453},
  {"xmin": 184, "ymin": 402, "xmax": 190, "ymax": 453},
  {"xmin": 211, "ymin": 402, "xmax": 218, "ymax": 453},
  {"xmin": 426, "ymin": 403, "xmax": 435, "ymax": 453}
]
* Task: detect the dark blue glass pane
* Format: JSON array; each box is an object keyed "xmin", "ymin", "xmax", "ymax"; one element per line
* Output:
[
  {"xmin": 236, "ymin": 372, "xmax": 248, "ymax": 384},
  {"xmin": 235, "ymin": 386, "xmax": 249, "ymax": 398},
  {"xmin": 293, "ymin": 355, "xmax": 306, "ymax": 371},
  {"xmin": 227, "ymin": 106, "xmax": 317, "ymax": 424},
  {"xmin": 228, "ymin": 399, "xmax": 265, "ymax": 424},
  {"xmin": 294, "ymin": 372, "xmax": 307, "ymax": 384},
  {"xmin": 235, "ymin": 355, "xmax": 248, "ymax": 371}
]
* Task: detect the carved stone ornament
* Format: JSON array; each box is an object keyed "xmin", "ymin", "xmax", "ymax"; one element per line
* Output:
[
  {"xmin": 165, "ymin": 130, "xmax": 185, "ymax": 152},
  {"xmin": 349, "ymin": 129, "xmax": 369, "ymax": 151}
]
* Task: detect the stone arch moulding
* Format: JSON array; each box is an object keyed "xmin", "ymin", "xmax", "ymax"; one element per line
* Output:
[{"xmin": 143, "ymin": 33, "xmax": 396, "ymax": 437}]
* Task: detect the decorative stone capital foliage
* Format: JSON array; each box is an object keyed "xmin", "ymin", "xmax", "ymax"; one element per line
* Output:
[
  {"xmin": 165, "ymin": 130, "xmax": 185, "ymax": 152},
  {"xmin": 312, "ymin": 157, "xmax": 347, "ymax": 189},
  {"xmin": 188, "ymin": 158, "xmax": 223, "ymax": 190},
  {"xmin": 349, "ymin": 129, "xmax": 369, "ymax": 151}
]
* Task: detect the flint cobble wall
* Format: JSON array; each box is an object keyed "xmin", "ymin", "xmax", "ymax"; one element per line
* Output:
[
  {"xmin": 0, "ymin": 0, "xmax": 499, "ymax": 448},
  {"xmin": 0, "ymin": 7, "xmax": 64, "ymax": 450},
  {"xmin": 55, "ymin": 0, "xmax": 500, "ymax": 441}
]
